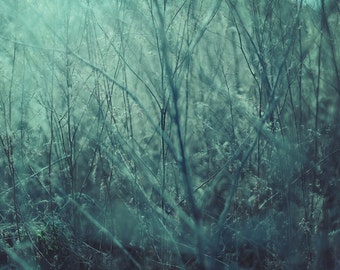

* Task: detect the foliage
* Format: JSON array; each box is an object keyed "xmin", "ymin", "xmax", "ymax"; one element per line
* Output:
[{"xmin": 0, "ymin": 0, "xmax": 339, "ymax": 269}]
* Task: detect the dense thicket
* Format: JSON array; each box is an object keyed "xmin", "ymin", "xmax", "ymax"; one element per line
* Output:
[{"xmin": 0, "ymin": 0, "xmax": 339, "ymax": 269}]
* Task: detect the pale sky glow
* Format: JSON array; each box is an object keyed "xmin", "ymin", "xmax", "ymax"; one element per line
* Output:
[{"xmin": 303, "ymin": 0, "xmax": 320, "ymax": 9}]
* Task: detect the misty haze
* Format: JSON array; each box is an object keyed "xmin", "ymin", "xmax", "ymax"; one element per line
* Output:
[{"xmin": 0, "ymin": 0, "xmax": 339, "ymax": 269}]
